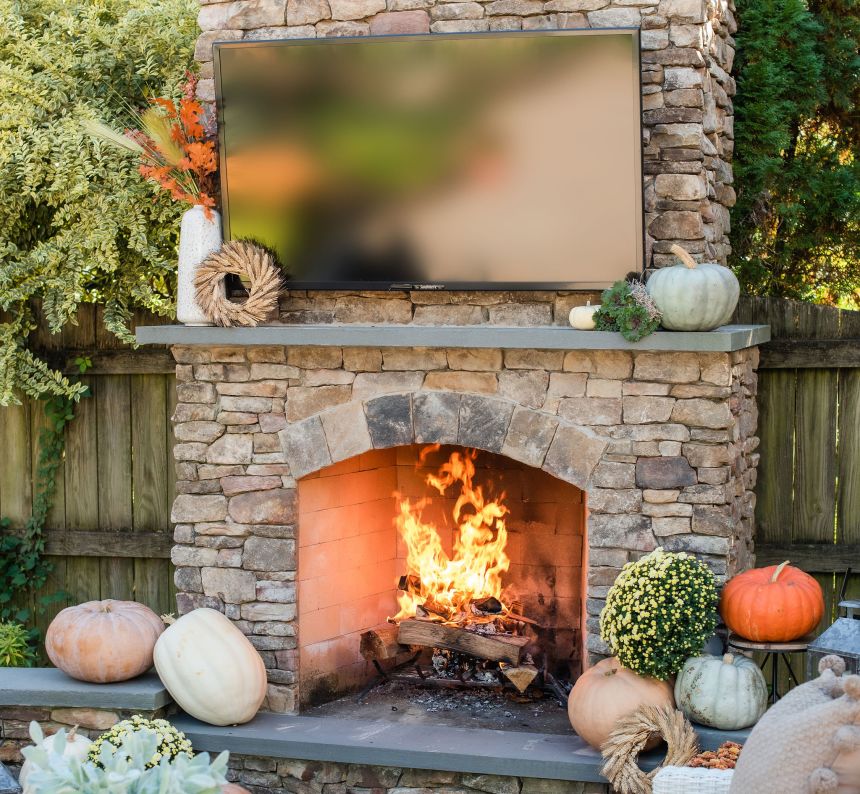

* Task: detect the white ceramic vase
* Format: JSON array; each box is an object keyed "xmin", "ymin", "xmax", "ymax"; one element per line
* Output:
[{"xmin": 177, "ymin": 204, "xmax": 223, "ymax": 326}]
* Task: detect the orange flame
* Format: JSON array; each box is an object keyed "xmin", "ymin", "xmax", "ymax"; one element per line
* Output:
[{"xmin": 393, "ymin": 446, "xmax": 510, "ymax": 622}]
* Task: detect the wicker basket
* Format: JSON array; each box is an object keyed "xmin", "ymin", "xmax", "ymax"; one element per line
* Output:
[{"xmin": 652, "ymin": 766, "xmax": 734, "ymax": 794}]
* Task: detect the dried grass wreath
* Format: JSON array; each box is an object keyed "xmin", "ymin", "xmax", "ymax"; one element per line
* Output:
[
  {"xmin": 600, "ymin": 704, "xmax": 699, "ymax": 794},
  {"xmin": 194, "ymin": 240, "xmax": 283, "ymax": 327}
]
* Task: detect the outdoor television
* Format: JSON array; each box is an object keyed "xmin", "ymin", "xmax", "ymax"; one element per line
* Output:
[{"xmin": 214, "ymin": 29, "xmax": 643, "ymax": 290}]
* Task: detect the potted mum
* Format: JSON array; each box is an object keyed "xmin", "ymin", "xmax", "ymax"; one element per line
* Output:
[{"xmin": 84, "ymin": 74, "xmax": 221, "ymax": 325}]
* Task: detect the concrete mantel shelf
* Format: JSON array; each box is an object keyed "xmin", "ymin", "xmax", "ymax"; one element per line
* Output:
[{"xmin": 136, "ymin": 324, "xmax": 770, "ymax": 352}]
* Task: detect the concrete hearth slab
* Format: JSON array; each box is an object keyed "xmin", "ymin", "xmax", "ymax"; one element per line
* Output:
[
  {"xmin": 136, "ymin": 324, "xmax": 770, "ymax": 352},
  {"xmin": 0, "ymin": 668, "xmax": 171, "ymax": 710},
  {"xmin": 173, "ymin": 711, "xmax": 751, "ymax": 783}
]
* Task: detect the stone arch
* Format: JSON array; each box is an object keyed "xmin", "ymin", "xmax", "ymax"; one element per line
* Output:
[{"xmin": 278, "ymin": 389, "xmax": 608, "ymax": 491}]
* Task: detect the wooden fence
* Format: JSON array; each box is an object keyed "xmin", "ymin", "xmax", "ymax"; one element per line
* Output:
[
  {"xmin": 0, "ymin": 306, "xmax": 176, "ymax": 638},
  {"xmin": 734, "ymin": 296, "xmax": 860, "ymax": 684}
]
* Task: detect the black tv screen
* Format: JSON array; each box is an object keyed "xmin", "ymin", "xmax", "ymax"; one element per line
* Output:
[{"xmin": 215, "ymin": 30, "xmax": 643, "ymax": 290}]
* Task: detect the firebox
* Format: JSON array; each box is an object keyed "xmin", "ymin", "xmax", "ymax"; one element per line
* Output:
[{"xmin": 296, "ymin": 444, "xmax": 586, "ymax": 710}]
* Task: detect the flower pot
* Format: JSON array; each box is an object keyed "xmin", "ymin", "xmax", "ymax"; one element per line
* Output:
[{"xmin": 177, "ymin": 205, "xmax": 223, "ymax": 325}]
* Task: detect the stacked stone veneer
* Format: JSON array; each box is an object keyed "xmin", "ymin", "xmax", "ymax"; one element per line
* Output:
[
  {"xmin": 195, "ymin": 0, "xmax": 737, "ymax": 268},
  {"xmin": 169, "ymin": 342, "xmax": 759, "ymax": 713},
  {"xmin": 225, "ymin": 757, "xmax": 609, "ymax": 794}
]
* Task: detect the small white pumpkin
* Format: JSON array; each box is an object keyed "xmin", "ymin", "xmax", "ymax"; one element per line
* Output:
[
  {"xmin": 569, "ymin": 301, "xmax": 600, "ymax": 330},
  {"xmin": 674, "ymin": 652, "xmax": 768, "ymax": 730},
  {"xmin": 153, "ymin": 608, "xmax": 266, "ymax": 726},
  {"xmin": 646, "ymin": 244, "xmax": 740, "ymax": 331},
  {"xmin": 20, "ymin": 727, "xmax": 91, "ymax": 791}
]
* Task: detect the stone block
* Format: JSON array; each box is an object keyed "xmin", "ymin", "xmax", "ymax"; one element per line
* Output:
[
  {"xmin": 611, "ymin": 423, "xmax": 690, "ymax": 441},
  {"xmin": 221, "ymin": 475, "xmax": 282, "ymax": 496},
  {"xmin": 648, "ymin": 210, "xmax": 705, "ymax": 239},
  {"xmin": 501, "ymin": 407, "xmax": 559, "ymax": 468},
  {"xmin": 543, "ymin": 424, "xmax": 607, "ymax": 488},
  {"xmin": 259, "ymin": 413, "xmax": 287, "ymax": 433},
  {"xmin": 217, "ymin": 412, "xmax": 259, "ymax": 426},
  {"xmin": 692, "ymin": 505, "xmax": 733, "ymax": 535},
  {"xmin": 588, "ymin": 488, "xmax": 643, "ymax": 514},
  {"xmin": 287, "ymin": 347, "xmax": 342, "ymax": 369},
  {"xmin": 662, "ymin": 534, "xmax": 730, "ymax": 555},
  {"xmin": 672, "ymin": 398, "xmax": 733, "ymax": 428},
  {"xmin": 177, "ymin": 382, "xmax": 216, "ymax": 403},
  {"xmin": 202, "ymin": 567, "xmax": 257, "ymax": 603},
  {"xmin": 488, "ymin": 303, "xmax": 553, "ymax": 325},
  {"xmin": 279, "ymin": 416, "xmax": 332, "ymax": 478},
  {"xmin": 423, "ymin": 371, "xmax": 498, "ymax": 394},
  {"xmin": 198, "ymin": 0, "xmax": 287, "ymax": 31},
  {"xmin": 635, "ymin": 456, "xmax": 697, "ymax": 489},
  {"xmin": 302, "ymin": 369, "xmax": 355, "ymax": 386},
  {"xmin": 413, "ymin": 391, "xmax": 460, "ymax": 444},
  {"xmin": 329, "ymin": 0, "xmax": 385, "ymax": 19},
  {"xmin": 682, "ymin": 442, "xmax": 731, "ymax": 467},
  {"xmin": 547, "ymin": 372, "xmax": 588, "ymax": 398},
  {"xmin": 505, "ymin": 350, "xmax": 565, "ymax": 370},
  {"xmin": 655, "ymin": 172, "xmax": 706, "ymax": 200},
  {"xmin": 287, "ymin": 0, "xmax": 330, "ymax": 25},
  {"xmin": 431, "ymin": 1, "xmax": 485, "ymax": 19},
  {"xmin": 242, "ymin": 601, "xmax": 297, "ymax": 621},
  {"xmin": 333, "ymin": 295, "xmax": 410, "ymax": 322},
  {"xmin": 206, "ymin": 433, "xmax": 253, "ymax": 465},
  {"xmin": 174, "ymin": 566, "xmax": 202, "ymax": 592},
  {"xmin": 364, "ymin": 393, "xmax": 413, "ymax": 448},
  {"xmin": 229, "ymin": 490, "xmax": 297, "ymax": 525},
  {"xmin": 461, "ymin": 774, "xmax": 520, "ymax": 794},
  {"xmin": 342, "ymin": 347, "xmax": 382, "ymax": 372},
  {"xmin": 558, "ymin": 397, "xmax": 622, "ymax": 426},
  {"xmin": 171, "ymin": 494, "xmax": 227, "ymax": 523},
  {"xmin": 286, "ymin": 385, "xmax": 351, "ymax": 422},
  {"xmin": 320, "ymin": 401, "xmax": 372, "ymax": 462},
  {"xmin": 700, "ymin": 356, "xmax": 732, "ymax": 386},
  {"xmin": 243, "ymin": 537, "xmax": 297, "ymax": 571},
  {"xmin": 173, "ymin": 403, "xmax": 217, "ymax": 422},
  {"xmin": 545, "ymin": 0, "xmax": 606, "ymax": 9},
  {"xmin": 352, "ymin": 372, "xmax": 424, "ymax": 401},
  {"xmin": 171, "ymin": 546, "xmax": 219, "ymax": 567},
  {"xmin": 447, "ymin": 349, "xmax": 503, "ymax": 371},
  {"xmin": 174, "ymin": 421, "xmax": 224, "ymax": 443},
  {"xmin": 382, "ymin": 347, "xmax": 447, "ymax": 371},
  {"xmin": 256, "ymin": 580, "xmax": 297, "ymax": 603},
  {"xmin": 498, "ymin": 371, "xmax": 548, "ymax": 409},
  {"xmin": 587, "ymin": 7, "xmax": 641, "ymax": 25},
  {"xmin": 591, "ymin": 461, "xmax": 636, "ymax": 488},
  {"xmin": 622, "ymin": 396, "xmax": 676, "ymax": 424},
  {"xmin": 458, "ymin": 395, "xmax": 515, "ymax": 452},
  {"xmin": 633, "ymin": 351, "xmax": 700, "ymax": 382},
  {"xmin": 195, "ymin": 29, "xmax": 243, "ymax": 62},
  {"xmin": 658, "ymin": 0, "xmax": 706, "ymax": 22},
  {"xmin": 219, "ymin": 396, "xmax": 272, "ymax": 413},
  {"xmin": 247, "ymin": 346, "xmax": 287, "ymax": 363},
  {"xmin": 369, "ymin": 9, "xmax": 430, "ymax": 33},
  {"xmin": 50, "ymin": 708, "xmax": 119, "ymax": 730},
  {"xmin": 642, "ymin": 501, "xmax": 692, "ymax": 517},
  {"xmin": 586, "ymin": 379, "xmax": 622, "ymax": 399},
  {"xmin": 249, "ymin": 364, "xmax": 300, "ymax": 380},
  {"xmin": 414, "ymin": 304, "xmax": 484, "ymax": 325},
  {"xmin": 652, "ymin": 516, "xmax": 691, "ymax": 536},
  {"xmin": 588, "ymin": 514, "xmax": 656, "ymax": 551}
]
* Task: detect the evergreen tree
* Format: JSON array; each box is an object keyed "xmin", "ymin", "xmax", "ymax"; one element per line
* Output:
[{"xmin": 731, "ymin": 0, "xmax": 860, "ymax": 304}]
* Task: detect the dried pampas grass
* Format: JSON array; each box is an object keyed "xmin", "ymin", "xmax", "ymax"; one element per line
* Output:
[{"xmin": 194, "ymin": 241, "xmax": 283, "ymax": 327}]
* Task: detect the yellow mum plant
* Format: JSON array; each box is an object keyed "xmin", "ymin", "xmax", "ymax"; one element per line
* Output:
[{"xmin": 599, "ymin": 548, "xmax": 718, "ymax": 680}]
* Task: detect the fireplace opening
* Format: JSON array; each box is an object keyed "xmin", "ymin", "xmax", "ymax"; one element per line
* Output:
[{"xmin": 296, "ymin": 444, "xmax": 586, "ymax": 727}]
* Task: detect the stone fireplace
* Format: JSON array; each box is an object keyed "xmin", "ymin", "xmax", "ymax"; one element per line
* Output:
[{"xmin": 161, "ymin": 329, "xmax": 764, "ymax": 715}]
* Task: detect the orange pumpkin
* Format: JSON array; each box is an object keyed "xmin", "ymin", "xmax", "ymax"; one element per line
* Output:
[
  {"xmin": 720, "ymin": 561, "xmax": 824, "ymax": 642},
  {"xmin": 567, "ymin": 656, "xmax": 675, "ymax": 750},
  {"xmin": 46, "ymin": 599, "xmax": 164, "ymax": 683}
]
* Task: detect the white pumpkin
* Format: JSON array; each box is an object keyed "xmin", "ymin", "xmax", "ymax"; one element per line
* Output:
[
  {"xmin": 20, "ymin": 728, "xmax": 92, "ymax": 792},
  {"xmin": 674, "ymin": 652, "xmax": 768, "ymax": 730},
  {"xmin": 569, "ymin": 301, "xmax": 600, "ymax": 330},
  {"xmin": 646, "ymin": 244, "xmax": 740, "ymax": 331},
  {"xmin": 153, "ymin": 608, "xmax": 266, "ymax": 726}
]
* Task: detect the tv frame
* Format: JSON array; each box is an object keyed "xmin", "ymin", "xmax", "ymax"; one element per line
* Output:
[{"xmin": 213, "ymin": 28, "xmax": 645, "ymax": 291}]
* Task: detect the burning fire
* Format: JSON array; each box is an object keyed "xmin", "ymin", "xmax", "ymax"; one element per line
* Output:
[{"xmin": 393, "ymin": 446, "xmax": 510, "ymax": 622}]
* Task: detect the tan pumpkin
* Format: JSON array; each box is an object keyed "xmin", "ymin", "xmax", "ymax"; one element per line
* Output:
[
  {"xmin": 222, "ymin": 785, "xmax": 252, "ymax": 794},
  {"xmin": 567, "ymin": 656, "xmax": 675, "ymax": 750},
  {"xmin": 46, "ymin": 599, "xmax": 164, "ymax": 683}
]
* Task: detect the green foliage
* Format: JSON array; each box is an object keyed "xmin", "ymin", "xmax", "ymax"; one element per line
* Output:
[
  {"xmin": 0, "ymin": 621, "xmax": 36, "ymax": 667},
  {"xmin": 0, "ymin": 358, "xmax": 90, "ymax": 629},
  {"xmin": 24, "ymin": 721, "xmax": 229, "ymax": 793},
  {"xmin": 0, "ymin": 0, "xmax": 198, "ymax": 406},
  {"xmin": 731, "ymin": 0, "xmax": 860, "ymax": 304},
  {"xmin": 594, "ymin": 280, "xmax": 662, "ymax": 342},
  {"xmin": 600, "ymin": 548, "xmax": 719, "ymax": 680},
  {"xmin": 89, "ymin": 717, "xmax": 193, "ymax": 769}
]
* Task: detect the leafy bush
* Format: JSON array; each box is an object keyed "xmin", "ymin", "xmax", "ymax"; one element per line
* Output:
[
  {"xmin": 23, "ymin": 721, "xmax": 229, "ymax": 793},
  {"xmin": 0, "ymin": 0, "xmax": 197, "ymax": 406},
  {"xmin": 594, "ymin": 280, "xmax": 662, "ymax": 341},
  {"xmin": 89, "ymin": 716, "xmax": 193, "ymax": 769},
  {"xmin": 0, "ymin": 621, "xmax": 36, "ymax": 667},
  {"xmin": 731, "ymin": 0, "xmax": 860, "ymax": 304},
  {"xmin": 599, "ymin": 548, "xmax": 719, "ymax": 680}
]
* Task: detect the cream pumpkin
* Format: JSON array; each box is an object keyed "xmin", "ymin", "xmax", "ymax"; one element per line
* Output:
[
  {"xmin": 674, "ymin": 653, "xmax": 768, "ymax": 730},
  {"xmin": 46, "ymin": 599, "xmax": 165, "ymax": 683},
  {"xmin": 569, "ymin": 301, "xmax": 600, "ymax": 330},
  {"xmin": 19, "ymin": 728, "xmax": 91, "ymax": 792},
  {"xmin": 567, "ymin": 657, "xmax": 675, "ymax": 749},
  {"xmin": 154, "ymin": 608, "xmax": 266, "ymax": 726}
]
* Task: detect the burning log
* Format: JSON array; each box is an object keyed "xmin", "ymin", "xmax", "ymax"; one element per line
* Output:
[
  {"xmin": 360, "ymin": 624, "xmax": 409, "ymax": 661},
  {"xmin": 500, "ymin": 662, "xmax": 539, "ymax": 693},
  {"xmin": 397, "ymin": 618, "xmax": 528, "ymax": 665}
]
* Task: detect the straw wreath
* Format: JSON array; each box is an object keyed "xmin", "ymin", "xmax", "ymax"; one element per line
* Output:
[
  {"xmin": 600, "ymin": 704, "xmax": 699, "ymax": 794},
  {"xmin": 194, "ymin": 240, "xmax": 283, "ymax": 327}
]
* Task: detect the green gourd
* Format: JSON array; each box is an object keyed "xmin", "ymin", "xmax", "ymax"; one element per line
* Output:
[
  {"xmin": 646, "ymin": 245, "xmax": 740, "ymax": 331},
  {"xmin": 674, "ymin": 653, "xmax": 768, "ymax": 730}
]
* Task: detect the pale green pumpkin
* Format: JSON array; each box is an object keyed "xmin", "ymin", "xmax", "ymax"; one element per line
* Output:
[
  {"xmin": 674, "ymin": 652, "xmax": 768, "ymax": 730},
  {"xmin": 646, "ymin": 245, "xmax": 740, "ymax": 331}
]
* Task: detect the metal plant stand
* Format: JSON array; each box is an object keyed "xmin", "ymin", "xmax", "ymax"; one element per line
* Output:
[{"xmin": 728, "ymin": 633, "xmax": 814, "ymax": 704}]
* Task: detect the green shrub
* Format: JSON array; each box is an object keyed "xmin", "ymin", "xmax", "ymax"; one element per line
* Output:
[
  {"xmin": 0, "ymin": 621, "xmax": 36, "ymax": 667},
  {"xmin": 0, "ymin": 0, "xmax": 197, "ymax": 406}
]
